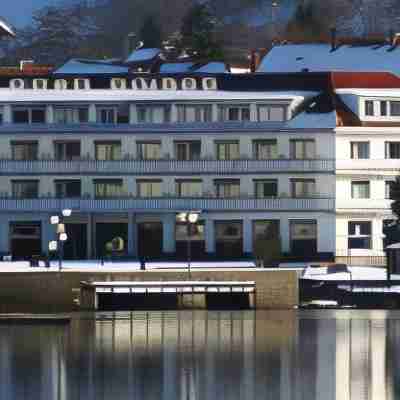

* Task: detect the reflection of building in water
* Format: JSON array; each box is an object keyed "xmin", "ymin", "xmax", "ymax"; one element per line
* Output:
[{"xmin": 335, "ymin": 315, "xmax": 387, "ymax": 400}]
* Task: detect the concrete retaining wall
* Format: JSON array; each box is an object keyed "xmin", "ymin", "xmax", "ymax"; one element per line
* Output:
[{"xmin": 0, "ymin": 269, "xmax": 298, "ymax": 312}]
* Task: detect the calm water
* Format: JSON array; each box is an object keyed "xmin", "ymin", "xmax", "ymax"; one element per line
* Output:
[{"xmin": 0, "ymin": 310, "xmax": 399, "ymax": 400}]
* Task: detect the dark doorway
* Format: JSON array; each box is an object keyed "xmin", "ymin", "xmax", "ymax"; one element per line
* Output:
[
  {"xmin": 98, "ymin": 294, "xmax": 178, "ymax": 310},
  {"xmin": 63, "ymin": 224, "xmax": 87, "ymax": 260},
  {"xmin": 138, "ymin": 222, "xmax": 163, "ymax": 258},
  {"xmin": 175, "ymin": 220, "xmax": 205, "ymax": 260},
  {"xmin": 206, "ymin": 293, "xmax": 250, "ymax": 309},
  {"xmin": 10, "ymin": 222, "xmax": 42, "ymax": 259},
  {"xmin": 96, "ymin": 223, "xmax": 128, "ymax": 258},
  {"xmin": 215, "ymin": 221, "xmax": 243, "ymax": 258}
]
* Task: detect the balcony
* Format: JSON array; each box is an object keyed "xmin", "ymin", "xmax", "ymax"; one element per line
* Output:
[
  {"xmin": 336, "ymin": 198, "xmax": 392, "ymax": 212},
  {"xmin": 0, "ymin": 197, "xmax": 335, "ymax": 212},
  {"xmin": 0, "ymin": 159, "xmax": 334, "ymax": 176},
  {"xmin": 337, "ymin": 159, "xmax": 400, "ymax": 171}
]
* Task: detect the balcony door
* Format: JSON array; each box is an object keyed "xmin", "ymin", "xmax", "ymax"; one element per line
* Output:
[{"xmin": 138, "ymin": 222, "xmax": 163, "ymax": 259}]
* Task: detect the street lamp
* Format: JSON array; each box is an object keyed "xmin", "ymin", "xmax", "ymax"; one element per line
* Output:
[
  {"xmin": 177, "ymin": 211, "xmax": 201, "ymax": 280},
  {"xmin": 50, "ymin": 209, "xmax": 72, "ymax": 271}
]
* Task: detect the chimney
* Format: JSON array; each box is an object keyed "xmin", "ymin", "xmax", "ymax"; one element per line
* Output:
[{"xmin": 330, "ymin": 27, "xmax": 337, "ymax": 52}]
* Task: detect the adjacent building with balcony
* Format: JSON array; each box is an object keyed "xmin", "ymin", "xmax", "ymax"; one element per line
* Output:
[{"xmin": 0, "ymin": 62, "xmax": 337, "ymax": 261}]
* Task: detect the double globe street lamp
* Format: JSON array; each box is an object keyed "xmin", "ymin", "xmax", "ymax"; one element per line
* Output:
[
  {"xmin": 49, "ymin": 209, "xmax": 72, "ymax": 271},
  {"xmin": 177, "ymin": 211, "xmax": 201, "ymax": 279}
]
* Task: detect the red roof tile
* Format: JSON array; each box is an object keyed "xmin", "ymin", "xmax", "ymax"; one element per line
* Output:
[{"xmin": 331, "ymin": 71, "xmax": 400, "ymax": 89}]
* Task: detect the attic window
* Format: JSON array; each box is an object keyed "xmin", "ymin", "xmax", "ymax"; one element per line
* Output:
[
  {"xmin": 365, "ymin": 100, "xmax": 374, "ymax": 116},
  {"xmin": 257, "ymin": 105, "xmax": 286, "ymax": 122}
]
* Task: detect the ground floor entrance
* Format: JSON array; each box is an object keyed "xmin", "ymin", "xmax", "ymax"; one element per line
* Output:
[
  {"xmin": 138, "ymin": 222, "xmax": 163, "ymax": 258},
  {"xmin": 10, "ymin": 222, "xmax": 41, "ymax": 259}
]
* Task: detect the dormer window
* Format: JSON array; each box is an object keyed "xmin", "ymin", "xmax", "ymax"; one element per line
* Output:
[
  {"xmin": 380, "ymin": 101, "xmax": 388, "ymax": 116},
  {"xmin": 74, "ymin": 78, "xmax": 89, "ymax": 90},
  {"xmin": 54, "ymin": 79, "xmax": 68, "ymax": 90},
  {"xmin": 257, "ymin": 105, "xmax": 286, "ymax": 122},
  {"xmin": 111, "ymin": 78, "xmax": 126, "ymax": 90},
  {"xmin": 33, "ymin": 79, "xmax": 47, "ymax": 90},
  {"xmin": 182, "ymin": 78, "xmax": 196, "ymax": 90},
  {"xmin": 365, "ymin": 100, "xmax": 374, "ymax": 116},
  {"xmin": 10, "ymin": 79, "xmax": 24, "ymax": 90},
  {"xmin": 390, "ymin": 101, "xmax": 400, "ymax": 116}
]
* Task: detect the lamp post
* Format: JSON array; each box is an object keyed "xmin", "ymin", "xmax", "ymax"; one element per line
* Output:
[
  {"xmin": 50, "ymin": 209, "xmax": 72, "ymax": 271},
  {"xmin": 177, "ymin": 211, "xmax": 201, "ymax": 280}
]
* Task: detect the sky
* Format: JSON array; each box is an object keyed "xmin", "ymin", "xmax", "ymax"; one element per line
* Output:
[{"xmin": 2, "ymin": 0, "xmax": 59, "ymax": 27}]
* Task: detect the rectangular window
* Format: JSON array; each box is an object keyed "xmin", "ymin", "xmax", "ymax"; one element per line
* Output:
[
  {"xmin": 12, "ymin": 180, "xmax": 39, "ymax": 198},
  {"xmin": 96, "ymin": 107, "xmax": 117, "ymax": 124},
  {"xmin": 291, "ymin": 179, "xmax": 315, "ymax": 198},
  {"xmin": 137, "ymin": 180, "xmax": 162, "ymax": 197},
  {"xmin": 216, "ymin": 141, "xmax": 240, "ymax": 160},
  {"xmin": 365, "ymin": 100, "xmax": 374, "ymax": 116},
  {"xmin": 11, "ymin": 141, "xmax": 38, "ymax": 160},
  {"xmin": 351, "ymin": 181, "xmax": 370, "ymax": 199},
  {"xmin": 219, "ymin": 105, "xmax": 250, "ymax": 122},
  {"xmin": 175, "ymin": 180, "xmax": 202, "ymax": 197},
  {"xmin": 253, "ymin": 140, "xmax": 278, "ymax": 159},
  {"xmin": 54, "ymin": 142, "xmax": 81, "ymax": 161},
  {"xmin": 55, "ymin": 180, "xmax": 81, "ymax": 198},
  {"xmin": 290, "ymin": 220, "xmax": 317, "ymax": 255},
  {"xmin": 94, "ymin": 180, "xmax": 124, "ymax": 198},
  {"xmin": 350, "ymin": 142, "xmax": 370, "ymax": 159},
  {"xmin": 136, "ymin": 105, "xmax": 171, "ymax": 123},
  {"xmin": 381, "ymin": 101, "xmax": 387, "ymax": 116},
  {"xmin": 348, "ymin": 221, "xmax": 371, "ymax": 249},
  {"xmin": 254, "ymin": 179, "xmax": 278, "ymax": 198},
  {"xmin": 12, "ymin": 107, "xmax": 46, "ymax": 124},
  {"xmin": 385, "ymin": 180, "xmax": 394, "ymax": 199},
  {"xmin": 95, "ymin": 141, "xmax": 121, "ymax": 161},
  {"xmin": 175, "ymin": 141, "xmax": 201, "ymax": 160},
  {"xmin": 390, "ymin": 101, "xmax": 400, "ymax": 116},
  {"xmin": 257, "ymin": 105, "xmax": 286, "ymax": 121},
  {"xmin": 385, "ymin": 142, "xmax": 400, "ymax": 159},
  {"xmin": 137, "ymin": 142, "xmax": 161, "ymax": 160},
  {"xmin": 54, "ymin": 107, "xmax": 89, "ymax": 124},
  {"xmin": 214, "ymin": 180, "xmax": 240, "ymax": 198},
  {"xmin": 0, "ymin": 106, "xmax": 3, "ymax": 125},
  {"xmin": 290, "ymin": 139, "xmax": 315, "ymax": 159},
  {"xmin": 177, "ymin": 104, "xmax": 212, "ymax": 122}
]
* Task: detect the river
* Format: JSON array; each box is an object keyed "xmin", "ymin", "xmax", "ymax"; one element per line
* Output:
[{"xmin": 0, "ymin": 310, "xmax": 398, "ymax": 399}]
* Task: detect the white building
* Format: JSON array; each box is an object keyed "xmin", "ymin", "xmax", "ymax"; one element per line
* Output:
[{"xmin": 0, "ymin": 59, "xmax": 337, "ymax": 262}]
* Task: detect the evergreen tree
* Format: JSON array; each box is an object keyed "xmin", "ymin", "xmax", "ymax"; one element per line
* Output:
[{"xmin": 139, "ymin": 16, "xmax": 162, "ymax": 48}]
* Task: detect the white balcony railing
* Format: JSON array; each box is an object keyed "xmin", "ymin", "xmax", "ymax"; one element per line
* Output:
[
  {"xmin": 0, "ymin": 197, "xmax": 335, "ymax": 212},
  {"xmin": 0, "ymin": 159, "xmax": 334, "ymax": 175},
  {"xmin": 337, "ymin": 159, "xmax": 400, "ymax": 171}
]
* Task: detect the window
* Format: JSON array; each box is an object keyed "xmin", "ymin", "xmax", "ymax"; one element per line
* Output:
[
  {"xmin": 385, "ymin": 180, "xmax": 394, "ymax": 199},
  {"xmin": 95, "ymin": 141, "xmax": 121, "ymax": 161},
  {"xmin": 216, "ymin": 141, "xmax": 240, "ymax": 160},
  {"xmin": 381, "ymin": 101, "xmax": 387, "ymax": 116},
  {"xmin": 96, "ymin": 107, "xmax": 117, "ymax": 124},
  {"xmin": 0, "ymin": 106, "xmax": 3, "ymax": 125},
  {"xmin": 350, "ymin": 142, "xmax": 370, "ymax": 159},
  {"xmin": 54, "ymin": 142, "xmax": 81, "ymax": 161},
  {"xmin": 176, "ymin": 180, "xmax": 202, "ymax": 197},
  {"xmin": 290, "ymin": 220, "xmax": 317, "ymax": 255},
  {"xmin": 214, "ymin": 180, "xmax": 240, "ymax": 198},
  {"xmin": 291, "ymin": 179, "xmax": 315, "ymax": 198},
  {"xmin": 55, "ymin": 180, "xmax": 81, "ymax": 198},
  {"xmin": 54, "ymin": 107, "xmax": 88, "ymax": 124},
  {"xmin": 137, "ymin": 142, "xmax": 161, "ymax": 160},
  {"xmin": 12, "ymin": 107, "xmax": 46, "ymax": 124},
  {"xmin": 215, "ymin": 221, "xmax": 243, "ymax": 257},
  {"xmin": 253, "ymin": 140, "xmax": 278, "ymax": 159},
  {"xmin": 348, "ymin": 221, "xmax": 371, "ymax": 249},
  {"xmin": 137, "ymin": 180, "xmax": 162, "ymax": 197},
  {"xmin": 11, "ymin": 141, "xmax": 38, "ymax": 160},
  {"xmin": 365, "ymin": 100, "xmax": 374, "ymax": 116},
  {"xmin": 257, "ymin": 105, "xmax": 286, "ymax": 121},
  {"xmin": 219, "ymin": 105, "xmax": 250, "ymax": 122},
  {"xmin": 351, "ymin": 181, "xmax": 370, "ymax": 199},
  {"xmin": 75, "ymin": 79, "xmax": 87, "ymax": 90},
  {"xmin": 390, "ymin": 101, "xmax": 400, "ymax": 116},
  {"xmin": 12, "ymin": 180, "xmax": 39, "ymax": 198},
  {"xmin": 174, "ymin": 141, "xmax": 201, "ymax": 160},
  {"xmin": 177, "ymin": 104, "xmax": 212, "ymax": 122},
  {"xmin": 254, "ymin": 179, "xmax": 278, "ymax": 198},
  {"xmin": 385, "ymin": 142, "xmax": 400, "ymax": 159},
  {"xmin": 94, "ymin": 180, "xmax": 124, "ymax": 198},
  {"xmin": 290, "ymin": 139, "xmax": 315, "ymax": 159},
  {"xmin": 136, "ymin": 105, "xmax": 171, "ymax": 123}
]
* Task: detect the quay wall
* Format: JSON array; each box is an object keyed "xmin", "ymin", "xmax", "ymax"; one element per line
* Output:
[{"xmin": 0, "ymin": 269, "xmax": 298, "ymax": 312}]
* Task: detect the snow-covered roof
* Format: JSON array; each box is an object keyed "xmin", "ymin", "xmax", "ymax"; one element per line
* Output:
[
  {"xmin": 0, "ymin": 89, "xmax": 316, "ymax": 103},
  {"xmin": 125, "ymin": 48, "xmax": 161, "ymax": 63},
  {"xmin": 54, "ymin": 59, "xmax": 129, "ymax": 75},
  {"xmin": 159, "ymin": 62, "xmax": 194, "ymax": 73},
  {"xmin": 0, "ymin": 18, "xmax": 15, "ymax": 37},
  {"xmin": 258, "ymin": 44, "xmax": 400, "ymax": 76},
  {"xmin": 194, "ymin": 62, "xmax": 227, "ymax": 73}
]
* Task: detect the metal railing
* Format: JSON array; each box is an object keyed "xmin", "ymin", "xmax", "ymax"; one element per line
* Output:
[
  {"xmin": 0, "ymin": 197, "xmax": 335, "ymax": 212},
  {"xmin": 0, "ymin": 159, "xmax": 335, "ymax": 175}
]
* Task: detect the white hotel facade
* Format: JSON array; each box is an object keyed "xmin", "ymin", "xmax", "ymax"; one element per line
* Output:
[{"xmin": 0, "ymin": 64, "xmax": 337, "ymax": 262}]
